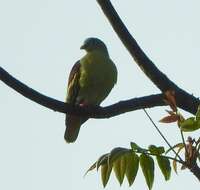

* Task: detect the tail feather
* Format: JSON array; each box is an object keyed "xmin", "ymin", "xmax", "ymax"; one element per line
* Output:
[
  {"xmin": 65, "ymin": 115, "xmax": 81, "ymax": 143},
  {"xmin": 65, "ymin": 115, "xmax": 88, "ymax": 143}
]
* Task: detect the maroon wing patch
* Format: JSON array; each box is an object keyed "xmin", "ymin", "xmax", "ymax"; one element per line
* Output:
[
  {"xmin": 66, "ymin": 61, "xmax": 81, "ymax": 104},
  {"xmin": 68, "ymin": 61, "xmax": 81, "ymax": 87}
]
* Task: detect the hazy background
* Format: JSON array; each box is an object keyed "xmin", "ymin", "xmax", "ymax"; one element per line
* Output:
[{"xmin": 0, "ymin": 0, "xmax": 199, "ymax": 189}]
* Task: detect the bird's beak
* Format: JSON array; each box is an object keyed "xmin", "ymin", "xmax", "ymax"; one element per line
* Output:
[{"xmin": 80, "ymin": 44, "xmax": 86, "ymax": 49}]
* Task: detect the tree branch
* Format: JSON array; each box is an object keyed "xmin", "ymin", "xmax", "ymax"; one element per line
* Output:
[
  {"xmin": 96, "ymin": 0, "xmax": 200, "ymax": 182},
  {"xmin": 0, "ymin": 67, "xmax": 166, "ymax": 118},
  {"xmin": 190, "ymin": 163, "xmax": 200, "ymax": 182},
  {"xmin": 1, "ymin": 1, "xmax": 200, "ymax": 117},
  {"xmin": 96, "ymin": 0, "xmax": 200, "ymax": 114}
]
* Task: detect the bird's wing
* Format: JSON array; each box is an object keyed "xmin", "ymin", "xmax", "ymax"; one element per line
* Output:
[
  {"xmin": 66, "ymin": 60, "xmax": 81, "ymax": 104},
  {"xmin": 65, "ymin": 60, "xmax": 88, "ymax": 143}
]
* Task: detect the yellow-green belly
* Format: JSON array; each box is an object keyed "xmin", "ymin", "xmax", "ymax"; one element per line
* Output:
[{"xmin": 78, "ymin": 51, "xmax": 117, "ymax": 105}]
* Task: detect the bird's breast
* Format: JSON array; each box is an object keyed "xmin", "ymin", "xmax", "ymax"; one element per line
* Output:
[
  {"xmin": 78, "ymin": 52, "xmax": 117, "ymax": 104},
  {"xmin": 80, "ymin": 54, "xmax": 115, "ymax": 85}
]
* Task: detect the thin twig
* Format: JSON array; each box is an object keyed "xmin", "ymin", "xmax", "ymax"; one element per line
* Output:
[{"xmin": 143, "ymin": 109, "xmax": 183, "ymax": 162}]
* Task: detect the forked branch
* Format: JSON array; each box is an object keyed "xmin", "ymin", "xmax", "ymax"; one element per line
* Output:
[{"xmin": 97, "ymin": 0, "xmax": 199, "ymax": 114}]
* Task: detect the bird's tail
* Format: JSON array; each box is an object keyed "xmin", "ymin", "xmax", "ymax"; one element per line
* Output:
[{"xmin": 65, "ymin": 115, "xmax": 81, "ymax": 143}]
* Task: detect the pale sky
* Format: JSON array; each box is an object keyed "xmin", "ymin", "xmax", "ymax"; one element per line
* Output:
[{"xmin": 0, "ymin": 0, "xmax": 199, "ymax": 190}]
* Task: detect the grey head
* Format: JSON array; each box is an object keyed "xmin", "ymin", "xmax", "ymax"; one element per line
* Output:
[{"xmin": 80, "ymin": 37, "xmax": 108, "ymax": 54}]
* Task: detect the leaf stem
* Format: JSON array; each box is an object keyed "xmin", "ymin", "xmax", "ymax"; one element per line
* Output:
[
  {"xmin": 134, "ymin": 150, "xmax": 185, "ymax": 165},
  {"xmin": 180, "ymin": 130, "xmax": 188, "ymax": 158}
]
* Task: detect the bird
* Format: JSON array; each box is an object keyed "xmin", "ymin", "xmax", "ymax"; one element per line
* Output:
[{"xmin": 65, "ymin": 37, "xmax": 118, "ymax": 143}]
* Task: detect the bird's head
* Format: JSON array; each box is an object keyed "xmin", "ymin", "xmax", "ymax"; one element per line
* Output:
[{"xmin": 80, "ymin": 37, "xmax": 108, "ymax": 54}]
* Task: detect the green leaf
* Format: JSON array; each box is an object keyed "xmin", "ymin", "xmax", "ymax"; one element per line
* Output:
[
  {"xmin": 113, "ymin": 156, "xmax": 126, "ymax": 185},
  {"xmin": 156, "ymin": 156, "xmax": 171, "ymax": 180},
  {"xmin": 108, "ymin": 147, "xmax": 130, "ymax": 166},
  {"xmin": 131, "ymin": 142, "xmax": 147, "ymax": 153},
  {"xmin": 101, "ymin": 163, "xmax": 112, "ymax": 187},
  {"xmin": 180, "ymin": 117, "xmax": 200, "ymax": 132},
  {"xmin": 148, "ymin": 145, "xmax": 165, "ymax": 155},
  {"xmin": 196, "ymin": 106, "xmax": 200, "ymax": 121},
  {"xmin": 96, "ymin": 153, "xmax": 109, "ymax": 170},
  {"xmin": 125, "ymin": 152, "xmax": 139, "ymax": 186},
  {"xmin": 140, "ymin": 153, "xmax": 154, "ymax": 190},
  {"xmin": 84, "ymin": 162, "xmax": 96, "ymax": 177}
]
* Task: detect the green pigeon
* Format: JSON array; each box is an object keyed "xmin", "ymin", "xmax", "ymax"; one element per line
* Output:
[{"xmin": 65, "ymin": 37, "xmax": 118, "ymax": 143}]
